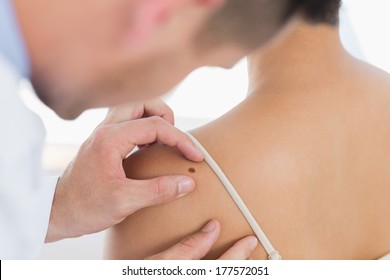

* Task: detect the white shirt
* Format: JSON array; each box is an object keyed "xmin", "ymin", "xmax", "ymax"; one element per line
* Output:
[{"xmin": 0, "ymin": 55, "xmax": 57, "ymax": 259}]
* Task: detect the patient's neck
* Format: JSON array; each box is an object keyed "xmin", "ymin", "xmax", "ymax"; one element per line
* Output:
[{"xmin": 247, "ymin": 19, "xmax": 349, "ymax": 97}]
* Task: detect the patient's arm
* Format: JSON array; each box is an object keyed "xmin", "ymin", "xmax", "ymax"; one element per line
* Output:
[{"xmin": 104, "ymin": 137, "xmax": 267, "ymax": 260}]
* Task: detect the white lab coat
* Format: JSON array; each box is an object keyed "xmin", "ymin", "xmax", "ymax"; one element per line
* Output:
[{"xmin": 0, "ymin": 54, "xmax": 57, "ymax": 259}]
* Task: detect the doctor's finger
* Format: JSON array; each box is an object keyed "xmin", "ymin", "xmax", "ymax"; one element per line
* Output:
[
  {"xmin": 146, "ymin": 220, "xmax": 221, "ymax": 260},
  {"xmin": 143, "ymin": 99, "xmax": 174, "ymax": 125},
  {"xmin": 124, "ymin": 175, "xmax": 195, "ymax": 211},
  {"xmin": 104, "ymin": 102, "xmax": 145, "ymax": 125},
  {"xmin": 112, "ymin": 117, "xmax": 204, "ymax": 161},
  {"xmin": 104, "ymin": 100, "xmax": 174, "ymax": 125},
  {"xmin": 218, "ymin": 236, "xmax": 258, "ymax": 260}
]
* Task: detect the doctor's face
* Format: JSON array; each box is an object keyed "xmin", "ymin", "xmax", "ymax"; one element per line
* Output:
[{"xmin": 15, "ymin": 0, "xmax": 290, "ymax": 119}]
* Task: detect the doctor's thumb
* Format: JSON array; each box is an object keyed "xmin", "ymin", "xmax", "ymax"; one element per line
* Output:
[{"xmin": 126, "ymin": 175, "xmax": 196, "ymax": 211}]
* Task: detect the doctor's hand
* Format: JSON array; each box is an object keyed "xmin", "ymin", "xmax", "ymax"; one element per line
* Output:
[
  {"xmin": 147, "ymin": 220, "xmax": 259, "ymax": 260},
  {"xmin": 46, "ymin": 100, "xmax": 204, "ymax": 243}
]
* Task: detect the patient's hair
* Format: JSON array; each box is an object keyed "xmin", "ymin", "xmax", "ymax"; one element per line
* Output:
[
  {"xmin": 198, "ymin": 0, "xmax": 342, "ymax": 48},
  {"xmin": 291, "ymin": 0, "xmax": 342, "ymax": 25}
]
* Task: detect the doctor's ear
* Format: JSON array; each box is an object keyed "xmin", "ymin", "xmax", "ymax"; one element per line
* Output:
[{"xmin": 127, "ymin": 0, "xmax": 225, "ymax": 46}]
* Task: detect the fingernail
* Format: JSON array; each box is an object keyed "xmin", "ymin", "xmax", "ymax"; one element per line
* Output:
[
  {"xmin": 195, "ymin": 148, "xmax": 204, "ymax": 159},
  {"xmin": 178, "ymin": 178, "xmax": 195, "ymax": 196},
  {"xmin": 202, "ymin": 220, "xmax": 216, "ymax": 233},
  {"xmin": 249, "ymin": 237, "xmax": 259, "ymax": 250},
  {"xmin": 190, "ymin": 143, "xmax": 204, "ymax": 160}
]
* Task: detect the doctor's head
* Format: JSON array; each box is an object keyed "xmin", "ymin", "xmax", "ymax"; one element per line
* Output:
[{"xmin": 14, "ymin": 0, "xmax": 338, "ymax": 119}]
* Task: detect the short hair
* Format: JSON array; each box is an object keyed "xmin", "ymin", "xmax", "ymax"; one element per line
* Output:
[
  {"xmin": 290, "ymin": 0, "xmax": 342, "ymax": 25},
  {"xmin": 197, "ymin": 0, "xmax": 342, "ymax": 48}
]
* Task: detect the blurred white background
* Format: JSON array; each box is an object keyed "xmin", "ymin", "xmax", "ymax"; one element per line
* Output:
[{"xmin": 21, "ymin": 0, "xmax": 389, "ymax": 259}]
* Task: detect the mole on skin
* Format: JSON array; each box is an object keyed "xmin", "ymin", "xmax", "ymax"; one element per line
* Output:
[{"xmin": 188, "ymin": 167, "xmax": 196, "ymax": 173}]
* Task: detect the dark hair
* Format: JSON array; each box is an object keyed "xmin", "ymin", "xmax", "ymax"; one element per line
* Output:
[
  {"xmin": 289, "ymin": 0, "xmax": 342, "ymax": 25},
  {"xmin": 198, "ymin": 0, "xmax": 342, "ymax": 49}
]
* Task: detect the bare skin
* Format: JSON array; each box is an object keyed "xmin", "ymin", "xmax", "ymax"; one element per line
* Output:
[{"xmin": 104, "ymin": 19, "xmax": 390, "ymax": 260}]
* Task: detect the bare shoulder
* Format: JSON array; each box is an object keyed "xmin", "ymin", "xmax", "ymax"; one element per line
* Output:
[
  {"xmin": 104, "ymin": 136, "xmax": 260, "ymax": 259},
  {"xmin": 103, "ymin": 102, "xmax": 311, "ymax": 260}
]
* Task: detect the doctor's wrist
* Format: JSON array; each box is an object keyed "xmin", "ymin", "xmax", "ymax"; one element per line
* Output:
[
  {"xmin": 45, "ymin": 177, "xmax": 70, "ymax": 243},
  {"xmin": 45, "ymin": 174, "xmax": 83, "ymax": 243}
]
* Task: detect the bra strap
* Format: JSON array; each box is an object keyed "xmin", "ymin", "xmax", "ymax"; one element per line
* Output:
[{"xmin": 186, "ymin": 133, "xmax": 281, "ymax": 260}]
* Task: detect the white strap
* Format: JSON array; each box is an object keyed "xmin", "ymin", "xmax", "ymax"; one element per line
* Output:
[{"xmin": 187, "ymin": 133, "xmax": 281, "ymax": 260}]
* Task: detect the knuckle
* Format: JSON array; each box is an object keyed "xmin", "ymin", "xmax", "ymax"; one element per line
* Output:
[
  {"xmin": 166, "ymin": 105, "xmax": 174, "ymax": 116},
  {"xmin": 130, "ymin": 104, "xmax": 144, "ymax": 119},
  {"xmin": 178, "ymin": 235, "xmax": 199, "ymax": 253},
  {"xmin": 160, "ymin": 102, "xmax": 173, "ymax": 115},
  {"xmin": 110, "ymin": 186, "xmax": 129, "ymax": 220},
  {"xmin": 91, "ymin": 126, "xmax": 111, "ymax": 150},
  {"xmin": 94, "ymin": 125, "xmax": 109, "ymax": 138},
  {"xmin": 165, "ymin": 108, "xmax": 174, "ymax": 121},
  {"xmin": 149, "ymin": 116, "xmax": 164, "ymax": 126},
  {"xmin": 150, "ymin": 177, "xmax": 168, "ymax": 204}
]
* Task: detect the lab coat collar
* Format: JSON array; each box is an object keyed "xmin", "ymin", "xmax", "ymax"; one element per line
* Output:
[{"xmin": 0, "ymin": 0, "xmax": 30, "ymax": 78}]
